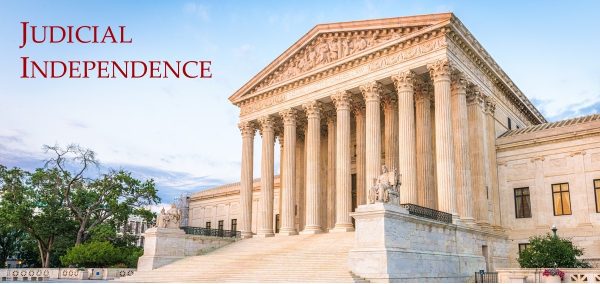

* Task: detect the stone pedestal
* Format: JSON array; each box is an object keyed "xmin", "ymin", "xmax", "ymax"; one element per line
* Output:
[
  {"xmin": 137, "ymin": 227, "xmax": 187, "ymax": 271},
  {"xmin": 349, "ymin": 203, "xmax": 507, "ymax": 282}
]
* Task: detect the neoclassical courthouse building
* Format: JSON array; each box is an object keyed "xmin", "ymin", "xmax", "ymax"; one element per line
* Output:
[{"xmin": 175, "ymin": 13, "xmax": 600, "ymax": 280}]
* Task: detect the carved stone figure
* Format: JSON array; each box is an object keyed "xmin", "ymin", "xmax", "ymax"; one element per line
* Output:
[
  {"xmin": 156, "ymin": 204, "xmax": 182, "ymax": 229},
  {"xmin": 368, "ymin": 165, "xmax": 401, "ymax": 205}
]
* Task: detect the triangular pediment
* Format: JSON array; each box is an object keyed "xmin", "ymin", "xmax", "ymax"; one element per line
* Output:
[{"xmin": 229, "ymin": 13, "xmax": 454, "ymax": 104}]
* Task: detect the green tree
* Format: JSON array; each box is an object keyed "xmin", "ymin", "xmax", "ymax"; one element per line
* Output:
[
  {"xmin": 42, "ymin": 144, "xmax": 160, "ymax": 245},
  {"xmin": 0, "ymin": 225, "xmax": 23, "ymax": 268},
  {"xmin": 518, "ymin": 233, "xmax": 591, "ymax": 268},
  {"xmin": 0, "ymin": 166, "xmax": 78, "ymax": 267}
]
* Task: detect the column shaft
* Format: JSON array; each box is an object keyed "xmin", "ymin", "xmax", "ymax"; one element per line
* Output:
[
  {"xmin": 257, "ymin": 116, "xmax": 275, "ymax": 237},
  {"xmin": 238, "ymin": 122, "xmax": 255, "ymax": 238},
  {"xmin": 279, "ymin": 109, "xmax": 298, "ymax": 235},
  {"xmin": 415, "ymin": 83, "xmax": 436, "ymax": 208},
  {"xmin": 451, "ymin": 74, "xmax": 475, "ymax": 223},
  {"xmin": 360, "ymin": 81, "xmax": 383, "ymax": 195},
  {"xmin": 332, "ymin": 91, "xmax": 354, "ymax": 231},
  {"xmin": 353, "ymin": 101, "xmax": 366, "ymax": 206},
  {"xmin": 383, "ymin": 95, "xmax": 398, "ymax": 171},
  {"xmin": 326, "ymin": 115, "xmax": 336, "ymax": 230},
  {"xmin": 467, "ymin": 89, "xmax": 490, "ymax": 224},
  {"xmin": 428, "ymin": 59, "xmax": 457, "ymax": 216},
  {"xmin": 392, "ymin": 71, "xmax": 417, "ymax": 204},
  {"xmin": 485, "ymin": 99, "xmax": 501, "ymax": 228},
  {"xmin": 301, "ymin": 101, "xmax": 323, "ymax": 234}
]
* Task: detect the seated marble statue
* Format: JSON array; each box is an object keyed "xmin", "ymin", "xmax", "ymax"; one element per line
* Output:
[
  {"xmin": 156, "ymin": 204, "xmax": 182, "ymax": 229},
  {"xmin": 368, "ymin": 165, "xmax": 401, "ymax": 205}
]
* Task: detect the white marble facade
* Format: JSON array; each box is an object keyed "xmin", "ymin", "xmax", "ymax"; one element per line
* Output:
[{"xmin": 186, "ymin": 12, "xmax": 600, "ymax": 275}]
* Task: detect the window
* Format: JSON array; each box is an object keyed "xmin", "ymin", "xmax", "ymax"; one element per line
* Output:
[
  {"xmin": 205, "ymin": 221, "xmax": 211, "ymax": 229},
  {"xmin": 518, "ymin": 243, "xmax": 530, "ymax": 254},
  {"xmin": 218, "ymin": 220, "xmax": 224, "ymax": 231},
  {"xmin": 552, "ymin": 183, "xmax": 572, "ymax": 216},
  {"xmin": 508, "ymin": 117, "xmax": 512, "ymax": 130},
  {"xmin": 595, "ymin": 179, "xmax": 600, "ymax": 213},
  {"xmin": 514, "ymin": 187, "xmax": 532, "ymax": 218},
  {"xmin": 231, "ymin": 219, "xmax": 237, "ymax": 232}
]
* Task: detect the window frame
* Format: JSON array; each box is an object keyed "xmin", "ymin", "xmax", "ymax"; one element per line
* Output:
[
  {"xmin": 518, "ymin": 243, "xmax": 530, "ymax": 254},
  {"xmin": 594, "ymin": 179, "xmax": 600, "ymax": 213},
  {"xmin": 551, "ymin": 182, "xmax": 572, "ymax": 216},
  {"xmin": 514, "ymin": 187, "xmax": 532, "ymax": 219},
  {"xmin": 205, "ymin": 221, "xmax": 211, "ymax": 229}
]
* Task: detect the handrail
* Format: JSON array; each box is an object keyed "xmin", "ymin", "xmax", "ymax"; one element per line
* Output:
[
  {"xmin": 400, "ymin": 203, "xmax": 452, "ymax": 223},
  {"xmin": 180, "ymin": 226, "xmax": 241, "ymax": 238}
]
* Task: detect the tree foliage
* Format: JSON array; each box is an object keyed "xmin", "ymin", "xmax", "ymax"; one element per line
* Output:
[
  {"xmin": 0, "ymin": 165, "xmax": 78, "ymax": 267},
  {"xmin": 42, "ymin": 144, "xmax": 160, "ymax": 245},
  {"xmin": 518, "ymin": 233, "xmax": 591, "ymax": 268},
  {"xmin": 60, "ymin": 241, "xmax": 142, "ymax": 268}
]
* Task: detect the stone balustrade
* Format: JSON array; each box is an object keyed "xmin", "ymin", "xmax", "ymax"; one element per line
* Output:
[
  {"xmin": 497, "ymin": 268, "xmax": 600, "ymax": 283},
  {"xmin": 0, "ymin": 268, "xmax": 136, "ymax": 281}
]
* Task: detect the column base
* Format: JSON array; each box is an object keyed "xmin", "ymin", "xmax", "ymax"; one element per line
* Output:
[
  {"xmin": 300, "ymin": 226, "xmax": 323, "ymax": 235},
  {"xmin": 277, "ymin": 228, "xmax": 298, "ymax": 236},
  {"xmin": 255, "ymin": 229, "xmax": 275, "ymax": 238},
  {"xmin": 241, "ymin": 231, "xmax": 254, "ymax": 239},
  {"xmin": 330, "ymin": 224, "xmax": 355, "ymax": 232}
]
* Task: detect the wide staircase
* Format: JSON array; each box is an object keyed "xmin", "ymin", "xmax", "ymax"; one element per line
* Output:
[{"xmin": 121, "ymin": 231, "xmax": 366, "ymax": 282}]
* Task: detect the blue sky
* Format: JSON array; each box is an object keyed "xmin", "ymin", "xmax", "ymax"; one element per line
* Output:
[{"xmin": 1, "ymin": 1, "xmax": 599, "ymax": 206}]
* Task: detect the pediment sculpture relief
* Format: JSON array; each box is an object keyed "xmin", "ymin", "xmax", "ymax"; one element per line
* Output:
[
  {"xmin": 156, "ymin": 204, "xmax": 182, "ymax": 229},
  {"xmin": 368, "ymin": 165, "xmax": 401, "ymax": 205},
  {"xmin": 251, "ymin": 26, "xmax": 424, "ymax": 94}
]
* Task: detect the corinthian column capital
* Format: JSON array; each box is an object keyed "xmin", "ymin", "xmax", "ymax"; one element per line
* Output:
[
  {"xmin": 451, "ymin": 71, "xmax": 469, "ymax": 95},
  {"xmin": 359, "ymin": 81, "xmax": 383, "ymax": 102},
  {"xmin": 279, "ymin": 108, "xmax": 298, "ymax": 126},
  {"xmin": 485, "ymin": 96, "xmax": 496, "ymax": 115},
  {"xmin": 466, "ymin": 86, "xmax": 485, "ymax": 108},
  {"xmin": 238, "ymin": 121, "xmax": 256, "ymax": 138},
  {"xmin": 381, "ymin": 93, "xmax": 397, "ymax": 111},
  {"xmin": 331, "ymin": 91, "xmax": 352, "ymax": 110},
  {"xmin": 303, "ymin": 101, "xmax": 322, "ymax": 118},
  {"xmin": 351, "ymin": 99, "xmax": 366, "ymax": 116},
  {"xmin": 391, "ymin": 70, "xmax": 416, "ymax": 92},
  {"xmin": 258, "ymin": 115, "xmax": 276, "ymax": 136},
  {"xmin": 427, "ymin": 58, "xmax": 453, "ymax": 81}
]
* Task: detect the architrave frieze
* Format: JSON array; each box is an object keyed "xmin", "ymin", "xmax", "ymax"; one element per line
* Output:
[{"xmin": 239, "ymin": 33, "xmax": 449, "ymax": 120}]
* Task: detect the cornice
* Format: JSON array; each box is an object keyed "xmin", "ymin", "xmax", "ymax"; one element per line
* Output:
[{"xmin": 446, "ymin": 16, "xmax": 546, "ymax": 124}]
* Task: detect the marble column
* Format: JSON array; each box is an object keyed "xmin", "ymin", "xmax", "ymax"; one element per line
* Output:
[
  {"xmin": 326, "ymin": 112, "xmax": 336, "ymax": 230},
  {"xmin": 415, "ymin": 82, "xmax": 436, "ymax": 209},
  {"xmin": 296, "ymin": 126, "xmax": 306, "ymax": 231},
  {"xmin": 466, "ymin": 88, "xmax": 489, "ymax": 225},
  {"xmin": 278, "ymin": 109, "xmax": 298, "ymax": 235},
  {"xmin": 238, "ymin": 121, "xmax": 255, "ymax": 238},
  {"xmin": 352, "ymin": 100, "xmax": 366, "ymax": 206},
  {"xmin": 392, "ymin": 71, "xmax": 417, "ymax": 204},
  {"xmin": 427, "ymin": 59, "xmax": 457, "ymax": 216},
  {"xmin": 332, "ymin": 91, "xmax": 354, "ymax": 232},
  {"xmin": 257, "ymin": 116, "xmax": 275, "ymax": 237},
  {"xmin": 382, "ymin": 94, "xmax": 398, "ymax": 172},
  {"xmin": 360, "ymin": 81, "xmax": 383, "ymax": 196},
  {"xmin": 301, "ymin": 101, "xmax": 323, "ymax": 234},
  {"xmin": 451, "ymin": 72, "xmax": 475, "ymax": 223},
  {"xmin": 485, "ymin": 98, "xmax": 501, "ymax": 228}
]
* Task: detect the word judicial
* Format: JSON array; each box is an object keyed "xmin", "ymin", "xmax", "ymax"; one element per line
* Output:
[{"xmin": 18, "ymin": 22, "xmax": 212, "ymax": 79}]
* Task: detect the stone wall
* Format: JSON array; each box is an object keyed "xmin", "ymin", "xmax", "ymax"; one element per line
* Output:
[
  {"xmin": 349, "ymin": 203, "xmax": 509, "ymax": 282},
  {"xmin": 496, "ymin": 117, "xmax": 600, "ymax": 267},
  {"xmin": 137, "ymin": 227, "xmax": 236, "ymax": 271}
]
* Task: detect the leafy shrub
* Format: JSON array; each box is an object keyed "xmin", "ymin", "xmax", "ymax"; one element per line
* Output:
[
  {"xmin": 60, "ymin": 241, "xmax": 143, "ymax": 268},
  {"xmin": 518, "ymin": 233, "xmax": 590, "ymax": 268}
]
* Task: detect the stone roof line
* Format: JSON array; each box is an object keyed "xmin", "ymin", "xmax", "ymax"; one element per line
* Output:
[
  {"xmin": 191, "ymin": 175, "xmax": 281, "ymax": 198},
  {"xmin": 498, "ymin": 114, "xmax": 600, "ymax": 138}
]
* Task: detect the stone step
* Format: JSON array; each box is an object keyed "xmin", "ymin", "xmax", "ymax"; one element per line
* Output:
[{"xmin": 120, "ymin": 231, "xmax": 357, "ymax": 282}]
